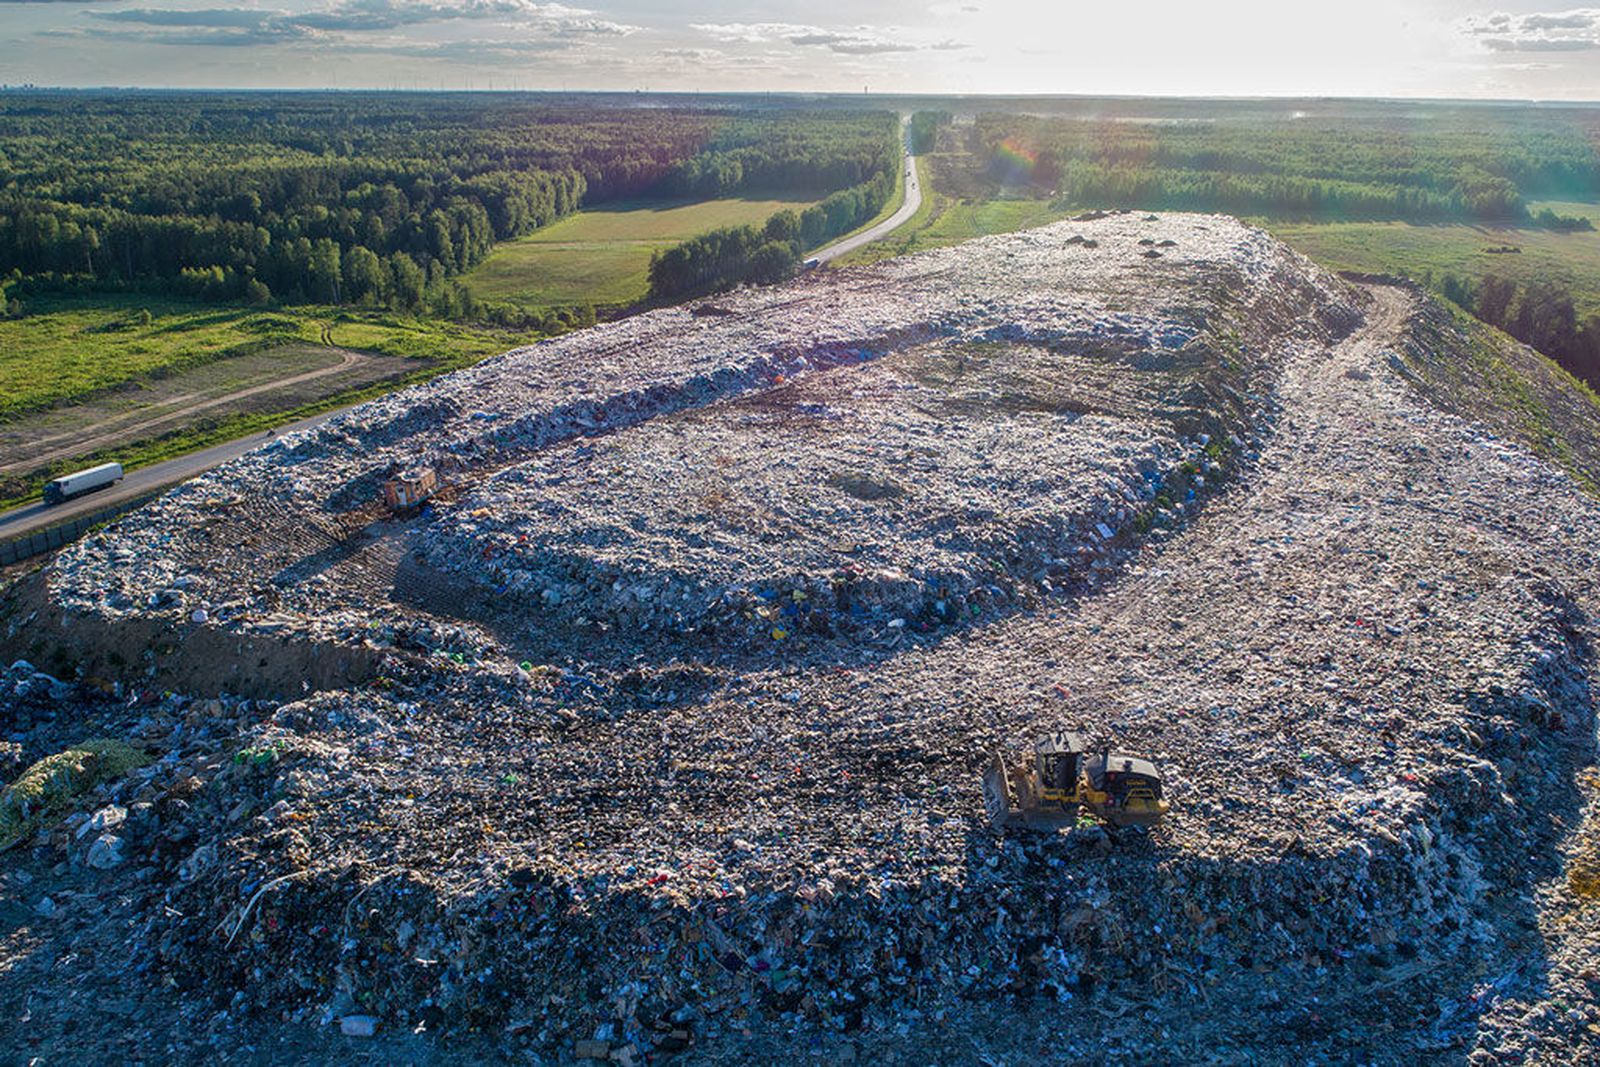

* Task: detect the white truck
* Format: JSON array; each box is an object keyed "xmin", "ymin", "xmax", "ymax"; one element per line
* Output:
[{"xmin": 43, "ymin": 462, "xmax": 123, "ymax": 505}]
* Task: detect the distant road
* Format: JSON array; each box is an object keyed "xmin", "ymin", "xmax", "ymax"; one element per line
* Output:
[
  {"xmin": 812, "ymin": 120, "xmax": 923, "ymax": 264},
  {"xmin": 0, "ymin": 405, "xmax": 350, "ymax": 543}
]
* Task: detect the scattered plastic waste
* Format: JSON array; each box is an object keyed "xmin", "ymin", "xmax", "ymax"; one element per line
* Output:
[{"xmin": 7, "ymin": 215, "xmax": 1599, "ymax": 1064}]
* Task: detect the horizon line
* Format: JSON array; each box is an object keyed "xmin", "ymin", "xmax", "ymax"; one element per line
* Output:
[{"xmin": 3, "ymin": 85, "xmax": 1600, "ymax": 108}]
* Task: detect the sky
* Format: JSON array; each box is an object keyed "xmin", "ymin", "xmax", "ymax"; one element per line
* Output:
[{"xmin": 6, "ymin": 1, "xmax": 1600, "ymax": 100}]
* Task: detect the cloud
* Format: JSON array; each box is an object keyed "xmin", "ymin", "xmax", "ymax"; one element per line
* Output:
[
  {"xmin": 692, "ymin": 20, "xmax": 964, "ymax": 56},
  {"xmin": 1524, "ymin": 12, "xmax": 1597, "ymax": 30},
  {"xmin": 1461, "ymin": 8, "xmax": 1600, "ymax": 52},
  {"xmin": 67, "ymin": 20, "xmax": 315, "ymax": 47},
  {"xmin": 80, "ymin": 0, "xmax": 633, "ymax": 50},
  {"xmin": 1481, "ymin": 35, "xmax": 1597, "ymax": 51},
  {"xmin": 97, "ymin": 9, "xmax": 279, "ymax": 28},
  {"xmin": 786, "ymin": 31, "xmax": 914, "ymax": 55},
  {"xmin": 373, "ymin": 35, "xmax": 578, "ymax": 60},
  {"xmin": 690, "ymin": 22, "xmax": 804, "ymax": 45},
  {"xmin": 288, "ymin": 0, "xmax": 628, "ymax": 35}
]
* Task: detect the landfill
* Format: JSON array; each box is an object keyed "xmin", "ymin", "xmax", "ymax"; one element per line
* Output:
[{"xmin": 2, "ymin": 214, "xmax": 1599, "ymax": 1063}]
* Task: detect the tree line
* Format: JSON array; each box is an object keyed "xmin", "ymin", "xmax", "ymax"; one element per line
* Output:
[
  {"xmin": 653, "ymin": 112, "xmax": 895, "ymax": 200},
  {"xmin": 908, "ymin": 110, "xmax": 952, "ymax": 155},
  {"xmin": 1436, "ymin": 272, "xmax": 1600, "ymax": 389},
  {"xmin": 974, "ymin": 112, "xmax": 1600, "ymax": 226},
  {"xmin": 0, "ymin": 92, "xmax": 898, "ymax": 315},
  {"xmin": 647, "ymin": 166, "xmax": 896, "ymax": 299}
]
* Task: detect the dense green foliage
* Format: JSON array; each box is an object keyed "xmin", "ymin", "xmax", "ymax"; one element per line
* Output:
[
  {"xmin": 909, "ymin": 111, "xmax": 952, "ymax": 155},
  {"xmin": 654, "ymin": 112, "xmax": 894, "ymax": 199},
  {"xmin": 1438, "ymin": 272, "xmax": 1600, "ymax": 389},
  {"xmin": 0, "ymin": 92, "xmax": 894, "ymax": 313},
  {"xmin": 647, "ymin": 167, "xmax": 896, "ymax": 298},
  {"xmin": 974, "ymin": 110, "xmax": 1600, "ymax": 226}
]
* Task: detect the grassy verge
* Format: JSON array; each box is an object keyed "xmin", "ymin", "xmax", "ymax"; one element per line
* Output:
[
  {"xmin": 1401, "ymin": 298, "xmax": 1600, "ymax": 497},
  {"xmin": 834, "ymin": 155, "xmax": 1071, "ymax": 266},
  {"xmin": 811, "ymin": 147, "xmax": 909, "ymax": 259}
]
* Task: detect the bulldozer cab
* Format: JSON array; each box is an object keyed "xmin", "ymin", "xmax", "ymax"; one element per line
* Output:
[
  {"xmin": 1034, "ymin": 732, "xmax": 1084, "ymax": 802},
  {"xmin": 985, "ymin": 732, "xmax": 1169, "ymax": 833},
  {"xmin": 383, "ymin": 468, "xmax": 438, "ymax": 512}
]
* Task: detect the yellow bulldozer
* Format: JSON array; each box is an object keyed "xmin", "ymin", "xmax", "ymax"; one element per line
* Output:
[{"xmin": 982, "ymin": 731, "xmax": 1168, "ymax": 832}]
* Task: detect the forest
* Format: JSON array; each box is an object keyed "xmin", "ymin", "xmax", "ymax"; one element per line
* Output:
[
  {"xmin": 0, "ymin": 93, "xmax": 897, "ymax": 315},
  {"xmin": 909, "ymin": 110, "xmax": 952, "ymax": 155},
  {"xmin": 971, "ymin": 111, "xmax": 1600, "ymax": 226}
]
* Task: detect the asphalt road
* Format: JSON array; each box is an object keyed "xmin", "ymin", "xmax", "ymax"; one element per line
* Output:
[
  {"xmin": 0, "ymin": 405, "xmax": 350, "ymax": 542},
  {"xmin": 811, "ymin": 121, "xmax": 922, "ymax": 264}
]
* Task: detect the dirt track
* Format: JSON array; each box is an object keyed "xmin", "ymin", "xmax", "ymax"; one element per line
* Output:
[{"xmin": 0, "ymin": 348, "xmax": 366, "ymax": 475}]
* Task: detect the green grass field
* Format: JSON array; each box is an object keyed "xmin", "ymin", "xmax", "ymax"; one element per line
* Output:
[
  {"xmin": 1267, "ymin": 210, "xmax": 1600, "ymax": 317},
  {"xmin": 466, "ymin": 196, "xmax": 818, "ymax": 308},
  {"xmin": 0, "ymin": 296, "xmax": 515, "ymax": 420}
]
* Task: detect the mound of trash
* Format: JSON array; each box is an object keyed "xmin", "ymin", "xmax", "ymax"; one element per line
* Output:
[
  {"xmin": 40, "ymin": 213, "xmax": 1354, "ymax": 672},
  {"xmin": 4, "ymin": 216, "xmax": 1600, "ymax": 1063}
]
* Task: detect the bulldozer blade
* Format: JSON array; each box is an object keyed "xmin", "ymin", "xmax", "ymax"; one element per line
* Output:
[{"xmin": 981, "ymin": 752, "xmax": 1015, "ymax": 830}]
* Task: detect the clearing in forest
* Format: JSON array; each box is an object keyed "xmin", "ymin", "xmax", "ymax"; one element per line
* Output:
[{"xmin": 465, "ymin": 195, "xmax": 818, "ymax": 308}]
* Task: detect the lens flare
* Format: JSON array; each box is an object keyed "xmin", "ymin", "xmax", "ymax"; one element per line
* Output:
[{"xmin": 994, "ymin": 136, "xmax": 1037, "ymax": 176}]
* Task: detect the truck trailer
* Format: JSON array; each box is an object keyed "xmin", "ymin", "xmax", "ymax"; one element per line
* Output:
[{"xmin": 43, "ymin": 462, "xmax": 123, "ymax": 505}]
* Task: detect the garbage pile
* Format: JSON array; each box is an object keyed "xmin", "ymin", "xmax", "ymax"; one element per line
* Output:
[
  {"xmin": 5, "ymin": 216, "xmax": 1600, "ymax": 1062},
  {"xmin": 43, "ymin": 213, "xmax": 1355, "ymax": 667},
  {"xmin": 413, "ymin": 320, "xmax": 1291, "ymax": 650}
]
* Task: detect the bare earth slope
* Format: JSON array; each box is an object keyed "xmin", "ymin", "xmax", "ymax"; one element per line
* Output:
[{"xmin": 2, "ymin": 214, "xmax": 1599, "ymax": 1064}]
